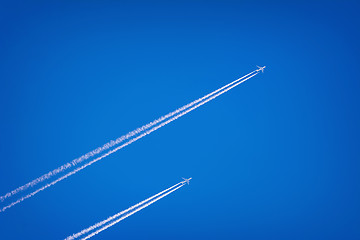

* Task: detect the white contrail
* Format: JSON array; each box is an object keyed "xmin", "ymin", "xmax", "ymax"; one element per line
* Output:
[
  {"xmin": 0, "ymin": 71, "xmax": 258, "ymax": 212},
  {"xmin": 0, "ymin": 70, "xmax": 256, "ymax": 203},
  {"xmin": 78, "ymin": 183, "xmax": 185, "ymax": 240},
  {"xmin": 66, "ymin": 181, "xmax": 184, "ymax": 240}
]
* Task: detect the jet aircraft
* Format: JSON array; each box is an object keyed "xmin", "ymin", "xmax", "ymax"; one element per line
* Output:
[
  {"xmin": 256, "ymin": 65, "xmax": 266, "ymax": 73},
  {"xmin": 182, "ymin": 177, "xmax": 192, "ymax": 185}
]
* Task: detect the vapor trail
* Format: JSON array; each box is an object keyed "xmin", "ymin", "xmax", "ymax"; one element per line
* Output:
[
  {"xmin": 0, "ymin": 70, "xmax": 256, "ymax": 203},
  {"xmin": 78, "ymin": 183, "xmax": 185, "ymax": 240},
  {"xmin": 0, "ymin": 71, "xmax": 258, "ymax": 212},
  {"xmin": 66, "ymin": 181, "xmax": 183, "ymax": 240}
]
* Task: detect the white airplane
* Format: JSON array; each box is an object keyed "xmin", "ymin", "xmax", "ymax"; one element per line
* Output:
[
  {"xmin": 182, "ymin": 177, "xmax": 192, "ymax": 185},
  {"xmin": 256, "ymin": 65, "xmax": 266, "ymax": 73}
]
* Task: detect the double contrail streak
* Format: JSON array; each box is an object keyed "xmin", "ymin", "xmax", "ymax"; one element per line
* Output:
[
  {"xmin": 66, "ymin": 181, "xmax": 186, "ymax": 240},
  {"xmin": 66, "ymin": 181, "xmax": 184, "ymax": 240},
  {"xmin": 0, "ymin": 70, "xmax": 259, "ymax": 212},
  {"xmin": 0, "ymin": 70, "xmax": 256, "ymax": 203}
]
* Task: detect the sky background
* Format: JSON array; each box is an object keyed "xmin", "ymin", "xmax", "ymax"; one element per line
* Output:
[{"xmin": 0, "ymin": 1, "xmax": 360, "ymax": 239}]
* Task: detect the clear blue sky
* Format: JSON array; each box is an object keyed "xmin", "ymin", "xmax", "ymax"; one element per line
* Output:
[{"xmin": 0, "ymin": 1, "xmax": 359, "ymax": 239}]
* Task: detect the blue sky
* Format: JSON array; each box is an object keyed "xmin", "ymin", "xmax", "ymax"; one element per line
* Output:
[{"xmin": 0, "ymin": 1, "xmax": 359, "ymax": 239}]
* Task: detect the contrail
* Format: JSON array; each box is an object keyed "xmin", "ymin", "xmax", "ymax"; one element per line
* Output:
[
  {"xmin": 0, "ymin": 70, "xmax": 259, "ymax": 212},
  {"xmin": 65, "ymin": 181, "xmax": 184, "ymax": 240},
  {"xmin": 73, "ymin": 182, "xmax": 186, "ymax": 240},
  {"xmin": 0, "ymin": 70, "xmax": 256, "ymax": 203}
]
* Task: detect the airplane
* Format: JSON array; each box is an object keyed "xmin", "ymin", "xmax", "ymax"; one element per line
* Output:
[
  {"xmin": 182, "ymin": 177, "xmax": 192, "ymax": 185},
  {"xmin": 256, "ymin": 65, "xmax": 266, "ymax": 73}
]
